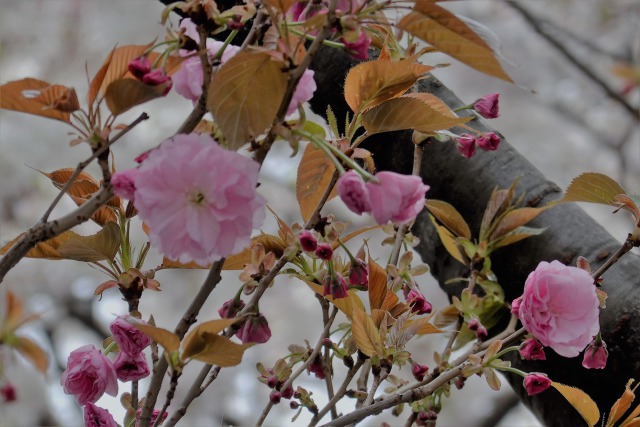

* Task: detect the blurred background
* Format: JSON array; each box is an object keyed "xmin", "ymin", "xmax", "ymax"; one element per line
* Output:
[{"xmin": 0, "ymin": 0, "xmax": 638, "ymax": 426}]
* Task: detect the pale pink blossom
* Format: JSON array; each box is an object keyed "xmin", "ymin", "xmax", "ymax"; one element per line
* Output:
[
  {"xmin": 523, "ymin": 373, "xmax": 551, "ymax": 396},
  {"xmin": 473, "ymin": 93, "xmax": 500, "ymax": 119},
  {"xmin": 110, "ymin": 315, "xmax": 151, "ymax": 355},
  {"xmin": 132, "ymin": 133, "xmax": 265, "ymax": 265},
  {"xmin": 366, "ymin": 172, "xmax": 429, "ymax": 225},
  {"xmin": 111, "ymin": 168, "xmax": 139, "ymax": 200},
  {"xmin": 517, "ymin": 260, "xmax": 599, "ymax": 357},
  {"xmin": 61, "ymin": 345, "xmax": 118, "ymax": 405},
  {"xmin": 84, "ymin": 403, "xmax": 118, "ymax": 427},
  {"xmin": 337, "ymin": 170, "xmax": 371, "ymax": 215},
  {"xmin": 287, "ymin": 69, "xmax": 316, "ymax": 115},
  {"xmin": 114, "ymin": 351, "xmax": 150, "ymax": 382}
]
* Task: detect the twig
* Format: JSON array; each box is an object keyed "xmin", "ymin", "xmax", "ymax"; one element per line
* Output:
[
  {"xmin": 355, "ymin": 360, "xmax": 370, "ymax": 409},
  {"xmin": 363, "ymin": 366, "xmax": 388, "ymax": 407},
  {"xmin": 153, "ymin": 371, "xmax": 181, "ymax": 427},
  {"xmin": 240, "ymin": 8, "xmax": 267, "ymax": 50},
  {"xmin": 403, "ymin": 411, "xmax": 418, "ymax": 427},
  {"xmin": 256, "ymin": 306, "xmax": 339, "ymax": 426},
  {"xmin": 592, "ymin": 236, "xmax": 637, "ymax": 281},
  {"xmin": 318, "ymin": 296, "xmax": 338, "ymax": 420},
  {"xmin": 507, "ymin": 2, "xmax": 639, "ymax": 120}
]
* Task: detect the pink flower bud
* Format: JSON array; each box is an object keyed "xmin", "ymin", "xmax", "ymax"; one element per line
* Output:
[
  {"xmin": 519, "ymin": 338, "xmax": 546, "ymax": 361},
  {"xmin": 582, "ymin": 339, "xmax": 608, "ymax": 369},
  {"xmin": 477, "ymin": 132, "xmax": 501, "ymax": 151},
  {"xmin": 473, "ymin": 93, "xmax": 500, "ymax": 119},
  {"xmin": 281, "ymin": 384, "xmax": 294, "ymax": 399},
  {"xmin": 337, "ymin": 171, "xmax": 371, "ymax": 215},
  {"xmin": 475, "ymin": 324, "xmax": 488, "ymax": 340},
  {"xmin": 84, "ymin": 403, "xmax": 118, "ymax": 427},
  {"xmin": 404, "ymin": 288, "xmax": 432, "ymax": 315},
  {"xmin": 315, "ymin": 243, "xmax": 333, "ymax": 261},
  {"xmin": 236, "ymin": 314, "xmax": 272, "ymax": 344},
  {"xmin": 290, "ymin": 400, "xmax": 300, "ymax": 409},
  {"xmin": 456, "ymin": 134, "xmax": 476, "ymax": 158},
  {"xmin": 61, "ymin": 345, "xmax": 118, "ymax": 405},
  {"xmin": 218, "ymin": 298, "xmax": 246, "ymax": 319},
  {"xmin": 134, "ymin": 150, "xmax": 152, "ymax": 164},
  {"xmin": 135, "ymin": 408, "xmax": 168, "ymax": 427},
  {"xmin": 308, "ymin": 356, "xmax": 325, "ymax": 379},
  {"xmin": 511, "ymin": 296, "xmax": 522, "ymax": 318},
  {"xmin": 411, "ymin": 362, "xmax": 429, "ymax": 381},
  {"xmin": 454, "ymin": 375, "xmax": 466, "ymax": 390},
  {"xmin": 322, "ymin": 273, "xmax": 349, "ymax": 299},
  {"xmin": 270, "ymin": 390, "xmax": 282, "ymax": 404},
  {"xmin": 0, "ymin": 382, "xmax": 16, "ymax": 403},
  {"xmin": 111, "ymin": 169, "xmax": 139, "ymax": 201},
  {"xmin": 348, "ymin": 258, "xmax": 369, "ymax": 289},
  {"xmin": 110, "ymin": 315, "xmax": 152, "ymax": 355},
  {"xmin": 523, "ymin": 373, "xmax": 551, "ymax": 396},
  {"xmin": 128, "ymin": 56, "xmax": 152, "ymax": 80},
  {"xmin": 114, "ymin": 351, "xmax": 150, "ymax": 382},
  {"xmin": 299, "ymin": 230, "xmax": 318, "ymax": 252},
  {"xmin": 341, "ymin": 31, "xmax": 371, "ymax": 61},
  {"xmin": 142, "ymin": 68, "xmax": 170, "ymax": 86}
]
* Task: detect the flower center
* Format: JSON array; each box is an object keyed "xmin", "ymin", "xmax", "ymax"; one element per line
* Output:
[{"xmin": 188, "ymin": 190, "xmax": 206, "ymax": 206}]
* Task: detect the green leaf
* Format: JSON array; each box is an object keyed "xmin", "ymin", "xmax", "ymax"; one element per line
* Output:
[
  {"xmin": 557, "ymin": 172, "xmax": 626, "ymax": 206},
  {"xmin": 208, "ymin": 51, "xmax": 288, "ymax": 149},
  {"xmin": 362, "ymin": 93, "xmax": 469, "ymax": 135},
  {"xmin": 551, "ymin": 382, "xmax": 600, "ymax": 427},
  {"xmin": 425, "ymin": 199, "xmax": 471, "ymax": 239},
  {"xmin": 57, "ymin": 222, "xmax": 121, "ymax": 262}
]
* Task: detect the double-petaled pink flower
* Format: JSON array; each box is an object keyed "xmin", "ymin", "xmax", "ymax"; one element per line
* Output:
[
  {"xmin": 61, "ymin": 345, "xmax": 118, "ymax": 405},
  {"xmin": 110, "ymin": 315, "xmax": 151, "ymax": 355},
  {"xmin": 517, "ymin": 260, "xmax": 599, "ymax": 357},
  {"xmin": 84, "ymin": 403, "xmax": 118, "ymax": 427}
]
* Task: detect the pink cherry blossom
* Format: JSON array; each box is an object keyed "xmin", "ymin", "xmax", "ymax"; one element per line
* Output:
[
  {"xmin": 519, "ymin": 338, "xmax": 546, "ymax": 361},
  {"xmin": 341, "ymin": 31, "xmax": 371, "ymax": 61},
  {"xmin": 411, "ymin": 362, "xmax": 429, "ymax": 381},
  {"xmin": 315, "ymin": 243, "xmax": 333, "ymax": 260},
  {"xmin": 582, "ymin": 339, "xmax": 608, "ymax": 369},
  {"xmin": 128, "ymin": 56, "xmax": 152, "ymax": 80},
  {"xmin": 477, "ymin": 132, "xmax": 501, "ymax": 151},
  {"xmin": 337, "ymin": 170, "xmax": 371, "ymax": 215},
  {"xmin": 299, "ymin": 230, "xmax": 318, "ymax": 252},
  {"xmin": 84, "ymin": 403, "xmax": 118, "ymax": 427},
  {"xmin": 287, "ymin": 69, "xmax": 317, "ymax": 115},
  {"xmin": 456, "ymin": 134, "xmax": 476, "ymax": 158},
  {"xmin": 111, "ymin": 168, "xmax": 139, "ymax": 200},
  {"xmin": 110, "ymin": 315, "xmax": 151, "ymax": 355},
  {"xmin": 404, "ymin": 287, "xmax": 432, "ymax": 315},
  {"xmin": 348, "ymin": 258, "xmax": 368, "ymax": 288},
  {"xmin": 523, "ymin": 373, "xmax": 551, "ymax": 396},
  {"xmin": 218, "ymin": 298, "xmax": 245, "ymax": 319},
  {"xmin": 517, "ymin": 260, "xmax": 599, "ymax": 357},
  {"xmin": 473, "ymin": 93, "xmax": 500, "ymax": 119},
  {"xmin": 366, "ymin": 172, "xmax": 430, "ymax": 225},
  {"xmin": 132, "ymin": 133, "xmax": 265, "ymax": 265},
  {"xmin": 61, "ymin": 345, "xmax": 118, "ymax": 405},
  {"xmin": 114, "ymin": 351, "xmax": 150, "ymax": 382},
  {"xmin": 236, "ymin": 314, "xmax": 272, "ymax": 344},
  {"xmin": 323, "ymin": 273, "xmax": 349, "ymax": 299}
]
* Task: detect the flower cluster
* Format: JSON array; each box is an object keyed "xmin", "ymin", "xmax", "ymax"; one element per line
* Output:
[
  {"xmin": 112, "ymin": 133, "xmax": 266, "ymax": 266},
  {"xmin": 110, "ymin": 316, "xmax": 152, "ymax": 382},
  {"xmin": 337, "ymin": 170, "xmax": 430, "ymax": 225},
  {"xmin": 455, "ymin": 132, "xmax": 501, "ymax": 158}
]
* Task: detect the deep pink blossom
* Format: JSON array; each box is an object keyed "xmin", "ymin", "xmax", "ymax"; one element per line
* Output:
[
  {"xmin": 0, "ymin": 382, "xmax": 16, "ymax": 402},
  {"xmin": 404, "ymin": 287, "xmax": 432, "ymax": 315},
  {"xmin": 582, "ymin": 339, "xmax": 608, "ymax": 369},
  {"xmin": 299, "ymin": 230, "xmax": 318, "ymax": 252},
  {"xmin": 323, "ymin": 273, "xmax": 349, "ymax": 299},
  {"xmin": 456, "ymin": 134, "xmax": 476, "ymax": 158},
  {"xmin": 237, "ymin": 314, "xmax": 272, "ymax": 344},
  {"xmin": 315, "ymin": 243, "xmax": 333, "ymax": 261},
  {"xmin": 281, "ymin": 384, "xmax": 294, "ymax": 399},
  {"xmin": 519, "ymin": 338, "xmax": 546, "ymax": 361},
  {"xmin": 477, "ymin": 132, "xmax": 501, "ymax": 151},
  {"xmin": 348, "ymin": 258, "xmax": 369, "ymax": 289},
  {"xmin": 84, "ymin": 403, "xmax": 118, "ymax": 427},
  {"xmin": 337, "ymin": 171, "xmax": 371, "ymax": 215},
  {"xmin": 111, "ymin": 168, "xmax": 139, "ymax": 201},
  {"xmin": 523, "ymin": 373, "xmax": 551, "ymax": 396},
  {"xmin": 128, "ymin": 56, "xmax": 152, "ymax": 80},
  {"xmin": 132, "ymin": 133, "xmax": 265, "ymax": 265},
  {"xmin": 287, "ymin": 69, "xmax": 316, "ymax": 115},
  {"xmin": 110, "ymin": 315, "xmax": 151, "ymax": 355},
  {"xmin": 366, "ymin": 172, "xmax": 429, "ymax": 225},
  {"xmin": 468, "ymin": 318, "xmax": 488, "ymax": 339},
  {"xmin": 412, "ymin": 362, "xmax": 429, "ymax": 381},
  {"xmin": 308, "ymin": 356, "xmax": 325, "ymax": 379},
  {"xmin": 473, "ymin": 93, "xmax": 500, "ymax": 119},
  {"xmin": 218, "ymin": 298, "xmax": 246, "ymax": 319},
  {"xmin": 341, "ymin": 32, "xmax": 371, "ymax": 61},
  {"xmin": 61, "ymin": 345, "xmax": 118, "ymax": 405},
  {"xmin": 114, "ymin": 351, "xmax": 150, "ymax": 382},
  {"xmin": 135, "ymin": 409, "xmax": 168, "ymax": 427},
  {"xmin": 517, "ymin": 260, "xmax": 599, "ymax": 357}
]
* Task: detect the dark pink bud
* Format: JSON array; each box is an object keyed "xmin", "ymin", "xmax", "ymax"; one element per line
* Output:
[
  {"xmin": 519, "ymin": 338, "xmax": 546, "ymax": 361},
  {"xmin": 0, "ymin": 382, "xmax": 16, "ymax": 402},
  {"xmin": 341, "ymin": 32, "xmax": 371, "ymax": 61},
  {"xmin": 236, "ymin": 314, "xmax": 271, "ymax": 344},
  {"xmin": 416, "ymin": 411, "xmax": 429, "ymax": 426},
  {"xmin": 477, "ymin": 132, "xmax": 501, "ymax": 151},
  {"xmin": 411, "ymin": 362, "xmax": 429, "ymax": 382},
  {"xmin": 348, "ymin": 258, "xmax": 369, "ymax": 289},
  {"xmin": 523, "ymin": 373, "xmax": 551, "ymax": 396},
  {"xmin": 322, "ymin": 273, "xmax": 349, "ymax": 299},
  {"xmin": 134, "ymin": 150, "xmax": 152, "ymax": 164},
  {"xmin": 218, "ymin": 298, "xmax": 245, "ymax": 319},
  {"xmin": 267, "ymin": 375, "xmax": 278, "ymax": 389},
  {"xmin": 404, "ymin": 288, "xmax": 432, "ymax": 315},
  {"xmin": 290, "ymin": 400, "xmax": 300, "ymax": 409},
  {"xmin": 307, "ymin": 356, "xmax": 325, "ymax": 379},
  {"xmin": 473, "ymin": 93, "xmax": 500, "ymax": 119},
  {"xmin": 128, "ymin": 56, "xmax": 152, "ymax": 80},
  {"xmin": 315, "ymin": 243, "xmax": 333, "ymax": 260},
  {"xmin": 281, "ymin": 384, "xmax": 294, "ymax": 399},
  {"xmin": 454, "ymin": 375, "xmax": 466, "ymax": 390},
  {"xmin": 475, "ymin": 324, "xmax": 488, "ymax": 340},
  {"xmin": 582, "ymin": 339, "xmax": 608, "ymax": 369},
  {"xmin": 467, "ymin": 318, "xmax": 479, "ymax": 331},
  {"xmin": 142, "ymin": 69, "xmax": 173, "ymax": 95},
  {"xmin": 270, "ymin": 390, "xmax": 282, "ymax": 404},
  {"xmin": 114, "ymin": 351, "xmax": 150, "ymax": 382},
  {"xmin": 511, "ymin": 296, "xmax": 522, "ymax": 318},
  {"xmin": 299, "ymin": 230, "xmax": 318, "ymax": 252},
  {"xmin": 135, "ymin": 408, "xmax": 168, "ymax": 427},
  {"xmin": 456, "ymin": 134, "xmax": 476, "ymax": 158}
]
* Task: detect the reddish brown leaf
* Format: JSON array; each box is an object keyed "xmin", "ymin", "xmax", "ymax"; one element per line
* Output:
[
  {"xmin": 489, "ymin": 206, "xmax": 548, "ymax": 242},
  {"xmin": 425, "ymin": 199, "xmax": 471, "ymax": 239},
  {"xmin": 0, "ymin": 78, "xmax": 72, "ymax": 122},
  {"xmin": 14, "ymin": 337, "xmax": 48, "ymax": 374},
  {"xmin": 104, "ymin": 78, "xmax": 165, "ymax": 116},
  {"xmin": 0, "ymin": 230, "xmax": 80, "ymax": 260},
  {"xmin": 296, "ymin": 143, "xmax": 338, "ymax": 222},
  {"xmin": 368, "ymin": 258, "xmax": 388, "ymax": 311},
  {"xmin": 352, "ymin": 308, "xmax": 383, "ymax": 357}
]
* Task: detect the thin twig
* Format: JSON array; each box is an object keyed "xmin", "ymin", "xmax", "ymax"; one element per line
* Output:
[
  {"xmin": 592, "ymin": 236, "xmax": 637, "ymax": 281},
  {"xmin": 355, "ymin": 360, "xmax": 370, "ymax": 409},
  {"xmin": 153, "ymin": 371, "xmax": 181, "ymax": 427},
  {"xmin": 240, "ymin": 8, "xmax": 267, "ymax": 50},
  {"xmin": 507, "ymin": 1, "xmax": 639, "ymax": 120},
  {"xmin": 317, "ymin": 296, "xmax": 338, "ymax": 420}
]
